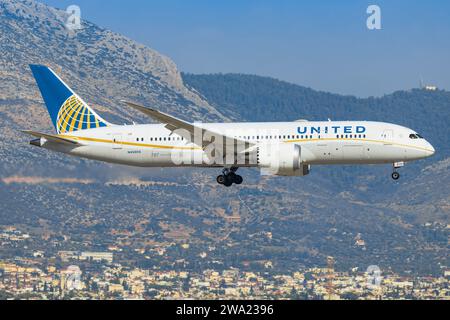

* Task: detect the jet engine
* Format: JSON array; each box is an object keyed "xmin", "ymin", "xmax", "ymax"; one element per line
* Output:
[{"xmin": 257, "ymin": 143, "xmax": 311, "ymax": 176}]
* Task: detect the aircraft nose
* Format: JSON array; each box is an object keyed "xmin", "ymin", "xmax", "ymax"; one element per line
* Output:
[{"xmin": 427, "ymin": 142, "xmax": 435, "ymax": 157}]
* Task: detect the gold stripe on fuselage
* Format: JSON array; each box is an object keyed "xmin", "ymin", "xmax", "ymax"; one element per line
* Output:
[
  {"xmin": 58, "ymin": 135, "xmax": 433, "ymax": 153},
  {"xmin": 59, "ymin": 135, "xmax": 201, "ymax": 150}
]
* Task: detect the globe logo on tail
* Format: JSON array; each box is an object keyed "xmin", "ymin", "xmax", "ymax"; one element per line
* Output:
[{"xmin": 56, "ymin": 95, "xmax": 108, "ymax": 134}]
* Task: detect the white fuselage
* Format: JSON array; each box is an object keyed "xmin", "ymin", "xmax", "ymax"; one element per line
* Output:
[{"xmin": 41, "ymin": 121, "xmax": 435, "ymax": 169}]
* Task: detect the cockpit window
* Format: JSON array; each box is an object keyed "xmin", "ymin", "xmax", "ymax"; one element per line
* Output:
[{"xmin": 409, "ymin": 133, "xmax": 424, "ymax": 139}]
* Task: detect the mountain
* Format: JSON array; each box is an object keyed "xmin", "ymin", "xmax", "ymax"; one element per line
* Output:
[
  {"xmin": 0, "ymin": 0, "xmax": 226, "ymax": 123},
  {"xmin": 0, "ymin": 0, "xmax": 448, "ymax": 277}
]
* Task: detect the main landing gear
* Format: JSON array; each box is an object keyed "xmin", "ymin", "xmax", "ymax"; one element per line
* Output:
[
  {"xmin": 391, "ymin": 162, "xmax": 404, "ymax": 181},
  {"xmin": 217, "ymin": 167, "xmax": 243, "ymax": 187}
]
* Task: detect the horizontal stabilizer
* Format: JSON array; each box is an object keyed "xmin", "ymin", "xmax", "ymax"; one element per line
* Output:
[{"xmin": 22, "ymin": 130, "xmax": 81, "ymax": 146}]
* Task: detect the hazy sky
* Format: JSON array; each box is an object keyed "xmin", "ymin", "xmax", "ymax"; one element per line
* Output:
[{"xmin": 39, "ymin": 0, "xmax": 450, "ymax": 97}]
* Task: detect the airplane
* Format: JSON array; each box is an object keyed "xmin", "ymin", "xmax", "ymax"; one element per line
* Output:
[{"xmin": 24, "ymin": 65, "xmax": 435, "ymax": 187}]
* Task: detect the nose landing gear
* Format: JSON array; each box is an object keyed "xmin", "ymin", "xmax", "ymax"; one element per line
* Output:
[
  {"xmin": 392, "ymin": 162, "xmax": 404, "ymax": 181},
  {"xmin": 392, "ymin": 172, "xmax": 400, "ymax": 180},
  {"xmin": 217, "ymin": 167, "xmax": 243, "ymax": 187}
]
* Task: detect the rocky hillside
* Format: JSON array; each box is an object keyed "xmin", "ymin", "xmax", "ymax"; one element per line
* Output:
[
  {"xmin": 0, "ymin": 0, "xmax": 226, "ymax": 126},
  {"xmin": 0, "ymin": 0, "xmax": 448, "ymax": 277}
]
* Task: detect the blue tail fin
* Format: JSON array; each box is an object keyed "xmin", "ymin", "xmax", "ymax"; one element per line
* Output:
[{"xmin": 29, "ymin": 65, "xmax": 111, "ymax": 134}]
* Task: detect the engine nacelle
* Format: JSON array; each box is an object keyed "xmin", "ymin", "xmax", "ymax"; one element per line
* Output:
[{"xmin": 257, "ymin": 143, "xmax": 311, "ymax": 176}]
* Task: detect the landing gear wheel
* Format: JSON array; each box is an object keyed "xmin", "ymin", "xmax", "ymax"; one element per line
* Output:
[
  {"xmin": 223, "ymin": 176, "xmax": 233, "ymax": 187},
  {"xmin": 392, "ymin": 172, "xmax": 400, "ymax": 180},
  {"xmin": 217, "ymin": 175, "xmax": 226, "ymax": 185},
  {"xmin": 234, "ymin": 175, "xmax": 243, "ymax": 185},
  {"xmin": 217, "ymin": 167, "xmax": 242, "ymax": 186}
]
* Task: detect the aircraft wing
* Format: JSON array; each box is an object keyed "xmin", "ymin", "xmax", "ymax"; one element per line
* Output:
[
  {"xmin": 22, "ymin": 130, "xmax": 81, "ymax": 146},
  {"xmin": 122, "ymin": 101, "xmax": 254, "ymax": 150}
]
